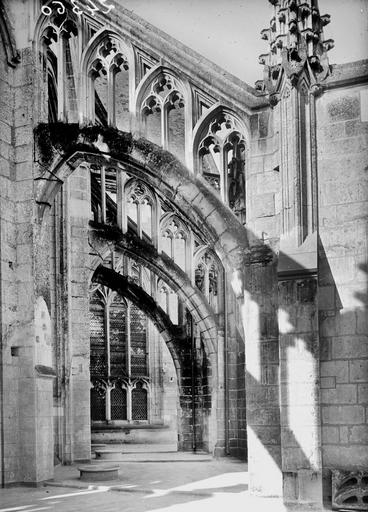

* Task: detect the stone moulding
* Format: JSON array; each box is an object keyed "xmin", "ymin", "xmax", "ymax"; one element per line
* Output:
[{"xmin": 332, "ymin": 469, "xmax": 368, "ymax": 511}]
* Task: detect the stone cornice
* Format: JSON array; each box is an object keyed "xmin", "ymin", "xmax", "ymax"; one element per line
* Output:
[{"xmin": 322, "ymin": 59, "xmax": 368, "ymax": 90}]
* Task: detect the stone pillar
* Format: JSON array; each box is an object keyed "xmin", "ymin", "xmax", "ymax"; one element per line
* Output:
[
  {"xmin": 243, "ymin": 262, "xmax": 283, "ymax": 497},
  {"xmin": 278, "ymin": 270, "xmax": 322, "ymax": 504},
  {"xmin": 63, "ymin": 165, "xmax": 91, "ymax": 462}
]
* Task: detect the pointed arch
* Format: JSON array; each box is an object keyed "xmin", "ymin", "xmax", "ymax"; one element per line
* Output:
[
  {"xmin": 135, "ymin": 65, "xmax": 192, "ymax": 165},
  {"xmin": 80, "ymin": 29, "xmax": 135, "ymax": 124},
  {"xmin": 193, "ymin": 104, "xmax": 249, "ymax": 170}
]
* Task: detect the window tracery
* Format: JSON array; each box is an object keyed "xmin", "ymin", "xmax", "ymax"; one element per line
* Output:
[
  {"xmin": 194, "ymin": 249, "xmax": 221, "ymax": 313},
  {"xmin": 89, "ymin": 286, "xmax": 149, "ymax": 422},
  {"xmin": 141, "ymin": 72, "xmax": 185, "ymax": 160},
  {"xmin": 41, "ymin": 13, "xmax": 78, "ymax": 122},
  {"xmin": 125, "ymin": 179, "xmax": 156, "ymax": 240},
  {"xmin": 160, "ymin": 214, "xmax": 190, "ymax": 272},
  {"xmin": 197, "ymin": 111, "xmax": 247, "ymax": 223},
  {"xmin": 157, "ymin": 280, "xmax": 179, "ymax": 325},
  {"xmin": 87, "ymin": 35, "xmax": 130, "ymax": 128}
]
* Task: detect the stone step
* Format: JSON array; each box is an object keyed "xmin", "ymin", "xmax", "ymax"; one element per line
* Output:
[
  {"xmin": 92, "ymin": 443, "xmax": 177, "ymax": 454},
  {"xmin": 92, "ymin": 451, "xmax": 212, "ymax": 463},
  {"xmin": 91, "ymin": 443, "xmax": 107, "ymax": 452}
]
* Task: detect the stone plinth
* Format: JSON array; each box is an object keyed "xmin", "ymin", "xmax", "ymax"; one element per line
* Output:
[{"xmin": 78, "ymin": 464, "xmax": 119, "ymax": 482}]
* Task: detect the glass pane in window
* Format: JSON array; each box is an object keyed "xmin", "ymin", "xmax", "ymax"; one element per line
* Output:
[
  {"xmin": 111, "ymin": 387, "xmax": 127, "ymax": 420},
  {"xmin": 109, "ymin": 295, "xmax": 127, "ymax": 377},
  {"xmin": 130, "ymin": 305, "xmax": 147, "ymax": 377},
  {"xmin": 91, "ymin": 388, "xmax": 105, "ymax": 421},
  {"xmin": 132, "ymin": 384, "xmax": 147, "ymax": 420},
  {"xmin": 90, "ymin": 296, "xmax": 106, "ymax": 378}
]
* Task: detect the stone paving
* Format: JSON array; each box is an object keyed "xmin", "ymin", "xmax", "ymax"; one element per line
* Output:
[{"xmin": 0, "ymin": 456, "xmax": 332, "ymax": 512}]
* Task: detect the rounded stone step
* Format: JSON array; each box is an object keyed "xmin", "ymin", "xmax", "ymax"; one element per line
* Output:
[{"xmin": 78, "ymin": 464, "xmax": 119, "ymax": 481}]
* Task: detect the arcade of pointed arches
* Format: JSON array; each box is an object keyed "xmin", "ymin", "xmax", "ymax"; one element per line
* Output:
[{"xmin": 36, "ymin": 8, "xmax": 247, "ymax": 449}]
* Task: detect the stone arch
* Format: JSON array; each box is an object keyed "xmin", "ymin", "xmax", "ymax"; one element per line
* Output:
[
  {"xmin": 135, "ymin": 65, "xmax": 190, "ymax": 118},
  {"xmin": 35, "ymin": 139, "xmax": 250, "ymax": 281},
  {"xmin": 33, "ymin": 3, "xmax": 79, "ymax": 56},
  {"xmin": 92, "ymin": 264, "xmax": 183, "ymax": 377},
  {"xmin": 90, "ymin": 260, "xmax": 219, "ymax": 452},
  {"xmin": 193, "ymin": 104, "xmax": 250, "ymax": 145},
  {"xmin": 34, "ymin": 129, "xmax": 253, "ymax": 456},
  {"xmin": 88, "ymin": 237, "xmax": 218, "ymax": 358}
]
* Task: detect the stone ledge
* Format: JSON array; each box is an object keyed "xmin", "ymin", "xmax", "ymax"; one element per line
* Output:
[{"xmin": 92, "ymin": 423, "xmax": 169, "ymax": 431}]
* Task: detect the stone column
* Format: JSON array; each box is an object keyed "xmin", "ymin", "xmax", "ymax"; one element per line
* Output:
[{"xmin": 63, "ymin": 164, "xmax": 91, "ymax": 462}]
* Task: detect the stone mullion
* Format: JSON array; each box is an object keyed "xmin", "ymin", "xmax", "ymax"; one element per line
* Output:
[
  {"xmin": 126, "ymin": 303, "xmax": 131, "ymax": 377},
  {"xmin": 137, "ymin": 201, "xmax": 142, "ymax": 238},
  {"xmin": 220, "ymin": 147, "xmax": 226, "ymax": 204},
  {"xmin": 105, "ymin": 387, "xmax": 112, "ymax": 423},
  {"xmin": 100, "ymin": 166, "xmax": 107, "ymax": 224},
  {"xmin": 152, "ymin": 194, "xmax": 160, "ymax": 250},
  {"xmin": 126, "ymin": 385, "xmax": 132, "ymax": 422},
  {"xmin": 107, "ymin": 68, "xmax": 114, "ymax": 126},
  {"xmin": 117, "ymin": 170, "xmax": 128, "ymax": 233},
  {"xmin": 161, "ymin": 102, "xmax": 169, "ymax": 150},
  {"xmin": 105, "ymin": 302, "xmax": 111, "ymax": 377},
  {"xmin": 57, "ymin": 34, "xmax": 66, "ymax": 121}
]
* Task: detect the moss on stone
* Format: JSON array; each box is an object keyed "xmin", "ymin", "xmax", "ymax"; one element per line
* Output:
[
  {"xmin": 133, "ymin": 137, "xmax": 178, "ymax": 170},
  {"xmin": 34, "ymin": 122, "xmax": 185, "ymax": 174}
]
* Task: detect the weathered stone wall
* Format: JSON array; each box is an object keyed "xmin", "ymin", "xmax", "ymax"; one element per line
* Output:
[
  {"xmin": 227, "ymin": 290, "xmax": 247, "ymax": 459},
  {"xmin": 244, "ymin": 107, "xmax": 283, "ymax": 496},
  {"xmin": 0, "ymin": 0, "xmax": 56, "ymax": 483},
  {"xmin": 0, "ymin": 14, "xmax": 18, "ymax": 485},
  {"xmin": 317, "ymin": 82, "xmax": 368, "ymax": 484}
]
